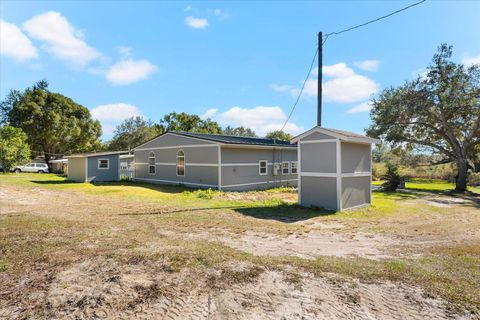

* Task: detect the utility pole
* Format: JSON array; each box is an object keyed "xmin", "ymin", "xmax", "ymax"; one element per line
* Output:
[{"xmin": 317, "ymin": 31, "xmax": 323, "ymax": 127}]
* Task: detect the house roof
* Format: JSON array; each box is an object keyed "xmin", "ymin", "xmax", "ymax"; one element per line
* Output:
[
  {"xmin": 135, "ymin": 131, "xmax": 296, "ymax": 149},
  {"xmin": 291, "ymin": 127, "xmax": 381, "ymax": 144},
  {"xmin": 173, "ymin": 132, "xmax": 296, "ymax": 147},
  {"xmin": 65, "ymin": 150, "xmax": 129, "ymax": 158}
]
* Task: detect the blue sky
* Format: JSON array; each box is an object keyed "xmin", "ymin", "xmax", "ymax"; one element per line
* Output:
[{"xmin": 1, "ymin": 1, "xmax": 479, "ymax": 140}]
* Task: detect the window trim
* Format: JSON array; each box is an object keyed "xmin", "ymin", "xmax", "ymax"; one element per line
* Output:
[
  {"xmin": 148, "ymin": 152, "xmax": 156, "ymax": 175},
  {"xmin": 176, "ymin": 149, "xmax": 185, "ymax": 177},
  {"xmin": 98, "ymin": 159, "xmax": 110, "ymax": 170},
  {"xmin": 291, "ymin": 161, "xmax": 298, "ymax": 174},
  {"xmin": 281, "ymin": 161, "xmax": 290, "ymax": 175},
  {"xmin": 259, "ymin": 160, "xmax": 268, "ymax": 175}
]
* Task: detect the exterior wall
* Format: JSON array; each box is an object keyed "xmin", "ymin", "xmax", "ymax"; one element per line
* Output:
[
  {"xmin": 342, "ymin": 176, "xmax": 371, "ymax": 209},
  {"xmin": 134, "ymin": 134, "xmax": 219, "ymax": 188},
  {"xmin": 67, "ymin": 157, "xmax": 86, "ymax": 182},
  {"xmin": 136, "ymin": 133, "xmax": 216, "ymax": 149},
  {"xmin": 86, "ymin": 154, "xmax": 120, "ymax": 182},
  {"xmin": 301, "ymin": 142, "xmax": 336, "ymax": 173},
  {"xmin": 298, "ymin": 129, "xmax": 373, "ymax": 211},
  {"xmin": 120, "ymin": 157, "xmax": 134, "ymax": 170},
  {"xmin": 341, "ymin": 142, "xmax": 371, "ymax": 173},
  {"xmin": 220, "ymin": 147, "xmax": 297, "ymax": 191},
  {"xmin": 300, "ymin": 176, "xmax": 337, "ymax": 210},
  {"xmin": 301, "ymin": 131, "xmax": 336, "ymax": 141}
]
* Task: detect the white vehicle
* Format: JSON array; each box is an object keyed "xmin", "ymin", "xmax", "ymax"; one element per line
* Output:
[{"xmin": 12, "ymin": 163, "xmax": 49, "ymax": 173}]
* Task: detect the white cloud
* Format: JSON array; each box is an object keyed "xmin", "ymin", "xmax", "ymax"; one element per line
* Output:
[
  {"xmin": 213, "ymin": 9, "xmax": 229, "ymax": 20},
  {"xmin": 185, "ymin": 16, "xmax": 209, "ymax": 29},
  {"xmin": 201, "ymin": 108, "xmax": 218, "ymax": 119},
  {"xmin": 90, "ymin": 103, "xmax": 142, "ymax": 135},
  {"xmin": 272, "ymin": 62, "xmax": 379, "ymax": 104},
  {"xmin": 23, "ymin": 11, "xmax": 101, "ymax": 68},
  {"xmin": 270, "ymin": 83, "xmax": 294, "ymax": 93},
  {"xmin": 353, "ymin": 60, "xmax": 381, "ymax": 72},
  {"xmin": 0, "ymin": 19, "xmax": 38, "ymax": 61},
  {"xmin": 323, "ymin": 67, "xmax": 379, "ymax": 103},
  {"xmin": 347, "ymin": 101, "xmax": 373, "ymax": 114},
  {"xmin": 462, "ymin": 54, "xmax": 480, "ymax": 67},
  {"xmin": 207, "ymin": 106, "xmax": 303, "ymax": 136},
  {"xmin": 106, "ymin": 59, "xmax": 158, "ymax": 85}
]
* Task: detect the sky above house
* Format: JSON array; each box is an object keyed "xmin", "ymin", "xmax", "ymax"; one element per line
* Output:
[{"xmin": 1, "ymin": 1, "xmax": 479, "ymax": 141}]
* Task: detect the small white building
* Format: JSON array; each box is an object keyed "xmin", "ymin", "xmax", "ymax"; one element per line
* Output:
[{"xmin": 292, "ymin": 127, "xmax": 380, "ymax": 211}]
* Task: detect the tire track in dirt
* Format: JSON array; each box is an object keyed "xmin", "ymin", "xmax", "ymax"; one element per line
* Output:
[{"xmin": 2, "ymin": 258, "xmax": 472, "ymax": 319}]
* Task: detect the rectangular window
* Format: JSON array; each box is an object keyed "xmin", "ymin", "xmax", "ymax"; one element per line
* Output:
[
  {"xmin": 98, "ymin": 159, "xmax": 109, "ymax": 169},
  {"xmin": 282, "ymin": 161, "xmax": 290, "ymax": 175},
  {"xmin": 259, "ymin": 160, "xmax": 267, "ymax": 175},
  {"xmin": 291, "ymin": 161, "xmax": 298, "ymax": 174}
]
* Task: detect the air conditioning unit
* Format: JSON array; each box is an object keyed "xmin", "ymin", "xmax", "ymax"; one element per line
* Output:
[{"xmin": 273, "ymin": 163, "xmax": 281, "ymax": 175}]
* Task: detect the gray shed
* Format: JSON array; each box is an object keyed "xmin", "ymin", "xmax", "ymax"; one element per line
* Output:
[
  {"xmin": 65, "ymin": 151, "xmax": 128, "ymax": 183},
  {"xmin": 134, "ymin": 132, "xmax": 297, "ymax": 191},
  {"xmin": 292, "ymin": 127, "xmax": 380, "ymax": 211}
]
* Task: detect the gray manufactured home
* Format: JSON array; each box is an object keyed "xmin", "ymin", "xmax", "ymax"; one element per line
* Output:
[
  {"xmin": 292, "ymin": 127, "xmax": 380, "ymax": 211},
  {"xmin": 66, "ymin": 151, "xmax": 128, "ymax": 182},
  {"xmin": 133, "ymin": 132, "xmax": 298, "ymax": 191}
]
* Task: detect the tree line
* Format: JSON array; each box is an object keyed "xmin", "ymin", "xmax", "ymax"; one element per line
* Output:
[{"xmin": 0, "ymin": 80, "xmax": 293, "ymax": 169}]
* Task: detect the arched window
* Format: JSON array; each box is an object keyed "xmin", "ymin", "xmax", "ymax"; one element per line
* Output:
[
  {"xmin": 176, "ymin": 150, "xmax": 185, "ymax": 176},
  {"xmin": 148, "ymin": 152, "xmax": 155, "ymax": 174}
]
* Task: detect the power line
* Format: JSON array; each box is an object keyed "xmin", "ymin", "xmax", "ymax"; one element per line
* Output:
[
  {"xmin": 278, "ymin": 0, "xmax": 426, "ymax": 133},
  {"xmin": 325, "ymin": 0, "xmax": 427, "ymax": 40}
]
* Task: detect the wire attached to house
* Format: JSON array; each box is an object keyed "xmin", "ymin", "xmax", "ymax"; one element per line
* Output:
[{"xmin": 278, "ymin": 0, "xmax": 427, "ymax": 133}]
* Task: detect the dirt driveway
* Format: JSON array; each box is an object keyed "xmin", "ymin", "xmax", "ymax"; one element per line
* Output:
[{"xmin": 1, "ymin": 178, "xmax": 479, "ymax": 319}]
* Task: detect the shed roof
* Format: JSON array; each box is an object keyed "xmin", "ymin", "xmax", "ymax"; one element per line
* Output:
[
  {"xmin": 291, "ymin": 127, "xmax": 381, "ymax": 144},
  {"xmin": 65, "ymin": 150, "xmax": 129, "ymax": 158}
]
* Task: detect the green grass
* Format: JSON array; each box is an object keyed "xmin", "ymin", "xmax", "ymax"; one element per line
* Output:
[
  {"xmin": 1, "ymin": 172, "xmax": 479, "ymax": 314},
  {"xmin": 373, "ymin": 177, "xmax": 480, "ymax": 194}
]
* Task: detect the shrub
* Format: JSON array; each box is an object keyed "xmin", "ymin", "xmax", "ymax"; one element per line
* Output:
[
  {"xmin": 468, "ymin": 172, "xmax": 480, "ymax": 187},
  {"xmin": 191, "ymin": 188, "xmax": 218, "ymax": 200},
  {"xmin": 382, "ymin": 164, "xmax": 405, "ymax": 191}
]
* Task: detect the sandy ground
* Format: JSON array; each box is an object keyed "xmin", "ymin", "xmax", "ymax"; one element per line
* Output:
[
  {"xmin": 1, "ymin": 258, "xmax": 467, "ymax": 320},
  {"xmin": 0, "ymin": 183, "xmax": 478, "ymax": 319},
  {"xmin": 157, "ymin": 229, "xmax": 397, "ymax": 260}
]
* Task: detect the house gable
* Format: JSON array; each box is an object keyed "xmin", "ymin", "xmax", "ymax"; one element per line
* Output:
[{"xmin": 135, "ymin": 132, "xmax": 218, "ymax": 150}]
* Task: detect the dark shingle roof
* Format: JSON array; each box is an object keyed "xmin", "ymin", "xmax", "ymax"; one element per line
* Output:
[{"xmin": 173, "ymin": 132, "xmax": 296, "ymax": 147}]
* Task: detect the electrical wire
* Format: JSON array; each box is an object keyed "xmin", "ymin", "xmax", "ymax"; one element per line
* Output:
[
  {"xmin": 325, "ymin": 0, "xmax": 427, "ymax": 39},
  {"xmin": 278, "ymin": 0, "xmax": 427, "ymax": 133}
]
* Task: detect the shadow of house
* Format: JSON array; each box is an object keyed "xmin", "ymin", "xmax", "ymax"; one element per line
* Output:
[
  {"xmin": 121, "ymin": 203, "xmax": 335, "ymax": 223},
  {"xmin": 30, "ymin": 179, "xmax": 191, "ymax": 195}
]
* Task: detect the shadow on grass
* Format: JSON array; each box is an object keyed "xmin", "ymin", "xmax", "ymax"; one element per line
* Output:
[
  {"xmin": 30, "ymin": 179, "xmax": 188, "ymax": 194},
  {"xmin": 400, "ymin": 188, "xmax": 480, "ymax": 208},
  {"xmin": 121, "ymin": 203, "xmax": 335, "ymax": 223}
]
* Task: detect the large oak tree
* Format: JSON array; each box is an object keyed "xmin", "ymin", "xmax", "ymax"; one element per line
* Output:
[
  {"xmin": 0, "ymin": 80, "xmax": 102, "ymax": 164},
  {"xmin": 367, "ymin": 44, "xmax": 480, "ymax": 192},
  {"xmin": 108, "ymin": 116, "xmax": 161, "ymax": 151}
]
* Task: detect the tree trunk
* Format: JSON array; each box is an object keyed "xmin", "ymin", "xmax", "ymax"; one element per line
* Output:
[{"xmin": 455, "ymin": 159, "xmax": 468, "ymax": 192}]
